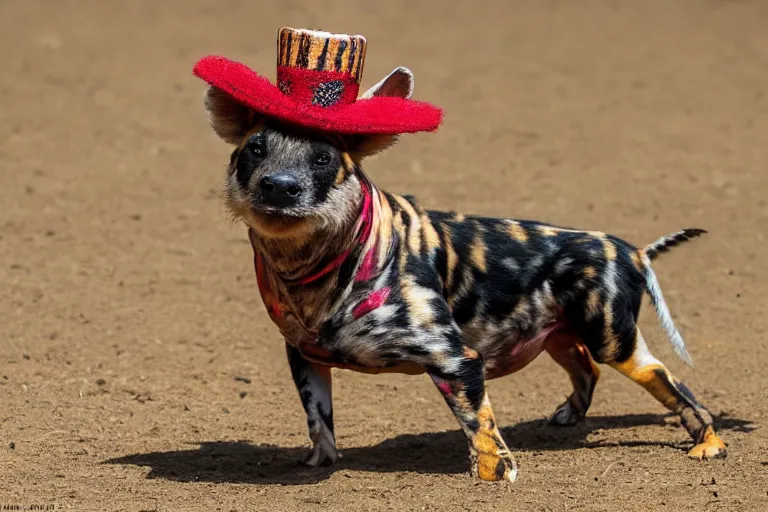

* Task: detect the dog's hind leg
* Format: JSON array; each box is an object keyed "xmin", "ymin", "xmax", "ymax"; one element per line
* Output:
[
  {"xmin": 545, "ymin": 332, "xmax": 600, "ymax": 426},
  {"xmin": 285, "ymin": 344, "xmax": 340, "ymax": 466},
  {"xmin": 608, "ymin": 329, "xmax": 727, "ymax": 459},
  {"xmin": 428, "ymin": 346, "xmax": 518, "ymax": 483}
]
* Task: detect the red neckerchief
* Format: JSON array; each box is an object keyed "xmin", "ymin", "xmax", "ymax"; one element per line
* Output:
[
  {"xmin": 291, "ymin": 178, "xmax": 374, "ymax": 285},
  {"xmin": 251, "ymin": 178, "xmax": 379, "ymax": 357}
]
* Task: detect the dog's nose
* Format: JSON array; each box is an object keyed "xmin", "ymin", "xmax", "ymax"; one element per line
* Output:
[{"xmin": 259, "ymin": 173, "xmax": 302, "ymax": 207}]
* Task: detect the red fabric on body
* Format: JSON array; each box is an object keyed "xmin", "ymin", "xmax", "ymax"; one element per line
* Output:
[
  {"xmin": 193, "ymin": 55, "xmax": 444, "ymax": 135},
  {"xmin": 352, "ymin": 287, "xmax": 392, "ymax": 319}
]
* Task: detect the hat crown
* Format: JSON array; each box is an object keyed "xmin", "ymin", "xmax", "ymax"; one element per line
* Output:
[
  {"xmin": 278, "ymin": 28, "xmax": 367, "ymax": 83},
  {"xmin": 192, "ymin": 27, "xmax": 442, "ymax": 134}
]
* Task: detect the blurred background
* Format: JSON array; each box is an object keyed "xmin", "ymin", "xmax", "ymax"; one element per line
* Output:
[{"xmin": 1, "ymin": 1, "xmax": 766, "ymax": 510}]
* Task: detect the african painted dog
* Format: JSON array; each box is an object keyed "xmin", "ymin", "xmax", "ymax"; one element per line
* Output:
[{"xmin": 202, "ymin": 68, "xmax": 726, "ymax": 482}]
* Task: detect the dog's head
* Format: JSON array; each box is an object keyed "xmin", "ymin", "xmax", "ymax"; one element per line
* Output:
[{"xmin": 203, "ymin": 68, "xmax": 414, "ymax": 239}]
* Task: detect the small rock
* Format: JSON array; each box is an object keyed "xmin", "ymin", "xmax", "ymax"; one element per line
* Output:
[
  {"xmin": 234, "ymin": 376, "xmax": 252, "ymax": 384},
  {"xmin": 9, "ymin": 442, "xmax": 15, "ymax": 450},
  {"xmin": 22, "ymin": 353, "xmax": 30, "ymax": 360},
  {"xmin": 239, "ymin": 391, "xmax": 248, "ymax": 399},
  {"xmin": 96, "ymin": 378, "xmax": 107, "ymax": 386}
]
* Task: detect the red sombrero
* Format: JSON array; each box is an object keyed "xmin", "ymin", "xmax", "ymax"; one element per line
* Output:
[{"xmin": 193, "ymin": 28, "xmax": 443, "ymax": 135}]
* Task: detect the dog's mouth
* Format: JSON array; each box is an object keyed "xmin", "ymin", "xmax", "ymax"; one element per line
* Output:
[
  {"xmin": 250, "ymin": 202, "xmax": 307, "ymax": 220},
  {"xmin": 253, "ymin": 208, "xmax": 302, "ymax": 223},
  {"xmin": 247, "ymin": 207, "xmax": 311, "ymax": 237},
  {"xmin": 226, "ymin": 193, "xmax": 315, "ymax": 238}
]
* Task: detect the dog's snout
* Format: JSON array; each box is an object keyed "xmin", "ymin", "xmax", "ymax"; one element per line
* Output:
[{"xmin": 259, "ymin": 173, "xmax": 302, "ymax": 207}]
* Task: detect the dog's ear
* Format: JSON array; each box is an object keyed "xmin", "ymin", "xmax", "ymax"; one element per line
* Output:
[
  {"xmin": 359, "ymin": 66, "xmax": 414, "ymax": 101},
  {"xmin": 350, "ymin": 67, "xmax": 414, "ymax": 159},
  {"xmin": 204, "ymin": 87, "xmax": 254, "ymax": 145}
]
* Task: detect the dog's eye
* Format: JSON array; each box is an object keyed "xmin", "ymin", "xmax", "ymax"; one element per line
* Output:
[
  {"xmin": 246, "ymin": 136, "xmax": 266, "ymax": 159},
  {"xmin": 251, "ymin": 143, "xmax": 266, "ymax": 158},
  {"xmin": 312, "ymin": 151, "xmax": 332, "ymax": 167}
]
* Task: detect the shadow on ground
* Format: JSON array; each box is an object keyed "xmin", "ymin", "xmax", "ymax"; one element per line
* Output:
[{"xmin": 105, "ymin": 413, "xmax": 754, "ymax": 485}]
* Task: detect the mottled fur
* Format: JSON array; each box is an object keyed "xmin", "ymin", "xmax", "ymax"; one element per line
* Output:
[{"xmin": 201, "ymin": 68, "xmax": 726, "ymax": 482}]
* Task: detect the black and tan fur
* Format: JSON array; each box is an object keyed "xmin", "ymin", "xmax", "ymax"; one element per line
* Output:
[{"xmin": 201, "ymin": 68, "xmax": 726, "ymax": 482}]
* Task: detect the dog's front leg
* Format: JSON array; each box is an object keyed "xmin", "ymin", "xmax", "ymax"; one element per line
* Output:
[
  {"xmin": 285, "ymin": 344, "xmax": 340, "ymax": 466},
  {"xmin": 428, "ymin": 348, "xmax": 517, "ymax": 483}
]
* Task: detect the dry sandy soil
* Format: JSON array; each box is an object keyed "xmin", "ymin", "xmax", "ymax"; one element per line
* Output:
[{"xmin": 1, "ymin": 1, "xmax": 767, "ymax": 510}]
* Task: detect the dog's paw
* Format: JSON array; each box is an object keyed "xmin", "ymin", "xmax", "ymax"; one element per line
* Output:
[
  {"xmin": 304, "ymin": 424, "xmax": 340, "ymax": 467},
  {"xmin": 473, "ymin": 452, "xmax": 518, "ymax": 483},
  {"xmin": 304, "ymin": 446, "xmax": 340, "ymax": 467},
  {"xmin": 547, "ymin": 400, "xmax": 584, "ymax": 427},
  {"xmin": 688, "ymin": 433, "xmax": 727, "ymax": 460}
]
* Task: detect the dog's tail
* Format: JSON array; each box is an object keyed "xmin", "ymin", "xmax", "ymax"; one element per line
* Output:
[
  {"xmin": 643, "ymin": 228, "xmax": 707, "ymax": 261},
  {"xmin": 639, "ymin": 228, "xmax": 707, "ymax": 368}
]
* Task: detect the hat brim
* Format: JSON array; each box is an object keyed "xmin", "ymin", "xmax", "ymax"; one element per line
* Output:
[{"xmin": 193, "ymin": 56, "xmax": 443, "ymax": 135}]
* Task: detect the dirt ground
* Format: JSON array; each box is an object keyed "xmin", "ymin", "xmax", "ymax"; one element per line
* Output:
[{"xmin": 1, "ymin": 0, "xmax": 767, "ymax": 510}]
